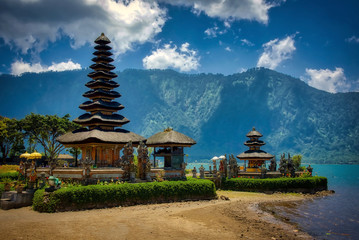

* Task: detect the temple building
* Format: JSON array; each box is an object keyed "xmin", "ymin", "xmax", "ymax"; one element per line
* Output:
[
  {"xmin": 58, "ymin": 33, "xmax": 145, "ymax": 167},
  {"xmin": 237, "ymin": 127, "xmax": 274, "ymax": 172},
  {"xmin": 146, "ymin": 128, "xmax": 196, "ymax": 169}
]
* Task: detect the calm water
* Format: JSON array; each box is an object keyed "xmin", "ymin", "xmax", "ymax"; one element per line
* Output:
[{"xmin": 188, "ymin": 163, "xmax": 359, "ymax": 239}]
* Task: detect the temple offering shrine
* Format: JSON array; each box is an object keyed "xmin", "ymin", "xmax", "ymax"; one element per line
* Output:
[
  {"xmin": 237, "ymin": 127, "xmax": 274, "ymax": 172},
  {"xmin": 146, "ymin": 128, "xmax": 196, "ymax": 169},
  {"xmin": 57, "ymin": 33, "xmax": 145, "ymax": 167}
]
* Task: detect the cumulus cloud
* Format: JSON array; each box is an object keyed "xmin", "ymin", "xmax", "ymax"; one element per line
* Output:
[
  {"xmin": 225, "ymin": 47, "xmax": 232, "ymax": 52},
  {"xmin": 346, "ymin": 36, "xmax": 359, "ymax": 43},
  {"xmin": 11, "ymin": 60, "xmax": 81, "ymax": 76},
  {"xmin": 158, "ymin": 0, "xmax": 280, "ymax": 23},
  {"xmin": 301, "ymin": 67, "xmax": 350, "ymax": 93},
  {"xmin": 143, "ymin": 42, "xmax": 200, "ymax": 72},
  {"xmin": 0, "ymin": 0, "xmax": 166, "ymax": 56},
  {"xmin": 257, "ymin": 35, "xmax": 296, "ymax": 69}
]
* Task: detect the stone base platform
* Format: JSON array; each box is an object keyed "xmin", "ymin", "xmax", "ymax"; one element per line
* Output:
[{"xmin": 1, "ymin": 190, "xmax": 35, "ymax": 210}]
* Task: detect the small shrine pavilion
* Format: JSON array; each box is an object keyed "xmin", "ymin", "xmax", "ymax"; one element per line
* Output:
[
  {"xmin": 146, "ymin": 128, "xmax": 196, "ymax": 169},
  {"xmin": 237, "ymin": 127, "xmax": 274, "ymax": 172},
  {"xmin": 58, "ymin": 33, "xmax": 145, "ymax": 167}
]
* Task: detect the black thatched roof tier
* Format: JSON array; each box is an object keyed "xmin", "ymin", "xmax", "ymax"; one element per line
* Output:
[
  {"xmin": 95, "ymin": 33, "xmax": 111, "ymax": 45},
  {"xmin": 57, "ymin": 128, "xmax": 145, "ymax": 145},
  {"xmin": 244, "ymin": 140, "xmax": 265, "ymax": 146},
  {"xmin": 90, "ymin": 63, "xmax": 115, "ymax": 71},
  {"xmin": 85, "ymin": 79, "xmax": 119, "ymax": 89},
  {"xmin": 95, "ymin": 44, "xmax": 112, "ymax": 51},
  {"xmin": 246, "ymin": 127, "xmax": 263, "ymax": 137},
  {"xmin": 74, "ymin": 112, "xmax": 130, "ymax": 126},
  {"xmin": 91, "ymin": 56, "xmax": 114, "ymax": 63},
  {"xmin": 83, "ymin": 89, "xmax": 121, "ymax": 99},
  {"xmin": 79, "ymin": 100, "xmax": 124, "ymax": 112},
  {"xmin": 236, "ymin": 150, "xmax": 274, "ymax": 160},
  {"xmin": 88, "ymin": 71, "xmax": 117, "ymax": 79},
  {"xmin": 146, "ymin": 128, "xmax": 196, "ymax": 147},
  {"xmin": 93, "ymin": 50, "xmax": 112, "ymax": 56}
]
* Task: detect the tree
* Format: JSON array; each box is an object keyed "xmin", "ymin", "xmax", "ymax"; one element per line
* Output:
[
  {"xmin": 21, "ymin": 113, "xmax": 79, "ymax": 174},
  {"xmin": 67, "ymin": 147, "xmax": 81, "ymax": 167},
  {"xmin": 292, "ymin": 154, "xmax": 302, "ymax": 171},
  {"xmin": 0, "ymin": 116, "xmax": 24, "ymax": 162}
]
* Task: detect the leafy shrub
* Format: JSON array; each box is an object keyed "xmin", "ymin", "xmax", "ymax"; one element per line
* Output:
[
  {"xmin": 0, "ymin": 165, "xmax": 19, "ymax": 173},
  {"xmin": 0, "ymin": 172, "xmax": 19, "ymax": 180},
  {"xmin": 33, "ymin": 179, "xmax": 216, "ymax": 213},
  {"xmin": 0, "ymin": 183, "xmax": 4, "ymax": 196},
  {"xmin": 222, "ymin": 177, "xmax": 327, "ymax": 193}
]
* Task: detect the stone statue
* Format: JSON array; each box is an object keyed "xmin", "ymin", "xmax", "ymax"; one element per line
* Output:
[
  {"xmin": 260, "ymin": 164, "xmax": 267, "ymax": 179},
  {"xmin": 137, "ymin": 141, "xmax": 149, "ymax": 180},
  {"xmin": 181, "ymin": 161, "xmax": 187, "ymax": 178},
  {"xmin": 199, "ymin": 165, "xmax": 205, "ymax": 179},
  {"xmin": 307, "ymin": 165, "xmax": 313, "ymax": 176},
  {"xmin": 212, "ymin": 159, "xmax": 217, "ymax": 176},
  {"xmin": 287, "ymin": 153, "xmax": 295, "ymax": 177},
  {"xmin": 192, "ymin": 167, "xmax": 197, "ymax": 178},
  {"xmin": 122, "ymin": 141, "xmax": 134, "ymax": 180},
  {"xmin": 209, "ymin": 165, "xmax": 212, "ymax": 174},
  {"xmin": 228, "ymin": 154, "xmax": 238, "ymax": 178},
  {"xmin": 219, "ymin": 159, "xmax": 224, "ymax": 177},
  {"xmin": 223, "ymin": 155, "xmax": 228, "ymax": 178},
  {"xmin": 82, "ymin": 156, "xmax": 94, "ymax": 179},
  {"xmin": 279, "ymin": 153, "xmax": 287, "ymax": 175},
  {"xmin": 269, "ymin": 157, "xmax": 277, "ymax": 172}
]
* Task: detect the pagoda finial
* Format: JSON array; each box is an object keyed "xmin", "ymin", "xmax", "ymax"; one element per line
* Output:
[{"xmin": 252, "ymin": 127, "xmax": 256, "ymax": 131}]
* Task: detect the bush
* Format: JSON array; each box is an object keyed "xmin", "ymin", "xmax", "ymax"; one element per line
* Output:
[
  {"xmin": 0, "ymin": 172, "xmax": 19, "ymax": 180},
  {"xmin": 33, "ymin": 179, "xmax": 216, "ymax": 213},
  {"xmin": 222, "ymin": 177, "xmax": 327, "ymax": 193},
  {"xmin": 0, "ymin": 183, "xmax": 4, "ymax": 196}
]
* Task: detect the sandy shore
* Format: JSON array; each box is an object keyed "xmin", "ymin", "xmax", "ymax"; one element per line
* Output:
[{"xmin": 0, "ymin": 191, "xmax": 315, "ymax": 240}]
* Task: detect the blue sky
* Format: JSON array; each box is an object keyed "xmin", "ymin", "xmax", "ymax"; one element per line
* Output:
[{"xmin": 0, "ymin": 0, "xmax": 358, "ymax": 93}]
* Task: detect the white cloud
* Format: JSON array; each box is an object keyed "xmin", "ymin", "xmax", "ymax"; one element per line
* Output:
[
  {"xmin": 225, "ymin": 47, "xmax": 232, "ymax": 52},
  {"xmin": 240, "ymin": 39, "xmax": 254, "ymax": 46},
  {"xmin": 302, "ymin": 67, "xmax": 350, "ymax": 93},
  {"xmin": 257, "ymin": 35, "xmax": 296, "ymax": 69},
  {"xmin": 204, "ymin": 25, "xmax": 227, "ymax": 38},
  {"xmin": 159, "ymin": 0, "xmax": 281, "ymax": 24},
  {"xmin": 346, "ymin": 36, "xmax": 359, "ymax": 43},
  {"xmin": 0, "ymin": 0, "xmax": 166, "ymax": 56},
  {"xmin": 11, "ymin": 60, "xmax": 81, "ymax": 76},
  {"xmin": 143, "ymin": 42, "xmax": 200, "ymax": 72}
]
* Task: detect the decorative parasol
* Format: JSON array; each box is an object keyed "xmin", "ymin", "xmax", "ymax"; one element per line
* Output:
[
  {"xmin": 211, "ymin": 156, "xmax": 219, "ymax": 161},
  {"xmin": 20, "ymin": 152, "xmax": 31, "ymax": 159},
  {"xmin": 29, "ymin": 151, "xmax": 42, "ymax": 160},
  {"xmin": 219, "ymin": 155, "xmax": 226, "ymax": 160}
]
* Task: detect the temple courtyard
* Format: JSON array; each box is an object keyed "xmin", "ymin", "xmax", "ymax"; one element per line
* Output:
[{"xmin": 0, "ymin": 191, "xmax": 316, "ymax": 240}]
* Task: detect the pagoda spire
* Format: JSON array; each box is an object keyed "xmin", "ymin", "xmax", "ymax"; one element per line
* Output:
[{"xmin": 74, "ymin": 33, "xmax": 129, "ymax": 130}]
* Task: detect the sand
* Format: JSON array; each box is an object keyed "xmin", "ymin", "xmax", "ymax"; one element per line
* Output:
[{"xmin": 0, "ymin": 191, "xmax": 315, "ymax": 240}]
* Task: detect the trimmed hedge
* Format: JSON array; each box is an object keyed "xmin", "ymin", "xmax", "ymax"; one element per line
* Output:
[
  {"xmin": 222, "ymin": 177, "xmax": 328, "ymax": 193},
  {"xmin": 0, "ymin": 183, "xmax": 4, "ymax": 196},
  {"xmin": 0, "ymin": 172, "xmax": 19, "ymax": 180},
  {"xmin": 33, "ymin": 179, "xmax": 217, "ymax": 213}
]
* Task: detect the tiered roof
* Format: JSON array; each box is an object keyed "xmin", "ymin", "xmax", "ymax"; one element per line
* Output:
[
  {"xmin": 146, "ymin": 128, "xmax": 196, "ymax": 147},
  {"xmin": 237, "ymin": 127, "xmax": 274, "ymax": 160},
  {"xmin": 58, "ymin": 33, "xmax": 145, "ymax": 145}
]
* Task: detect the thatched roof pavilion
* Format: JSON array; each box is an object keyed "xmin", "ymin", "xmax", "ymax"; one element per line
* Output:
[
  {"xmin": 146, "ymin": 128, "xmax": 196, "ymax": 169},
  {"xmin": 237, "ymin": 127, "xmax": 274, "ymax": 172},
  {"xmin": 57, "ymin": 33, "xmax": 145, "ymax": 167}
]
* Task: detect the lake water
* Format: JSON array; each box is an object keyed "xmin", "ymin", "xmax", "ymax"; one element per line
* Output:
[{"xmin": 188, "ymin": 163, "xmax": 359, "ymax": 239}]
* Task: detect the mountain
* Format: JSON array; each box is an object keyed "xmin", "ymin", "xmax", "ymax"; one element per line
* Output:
[{"xmin": 1, "ymin": 68, "xmax": 358, "ymax": 164}]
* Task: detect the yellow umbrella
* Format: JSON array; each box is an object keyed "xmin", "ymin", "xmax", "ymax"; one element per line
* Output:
[
  {"xmin": 29, "ymin": 151, "xmax": 42, "ymax": 160},
  {"xmin": 20, "ymin": 152, "xmax": 31, "ymax": 159}
]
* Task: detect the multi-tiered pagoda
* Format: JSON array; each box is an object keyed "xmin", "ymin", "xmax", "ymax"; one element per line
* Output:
[
  {"xmin": 58, "ymin": 33, "xmax": 145, "ymax": 167},
  {"xmin": 237, "ymin": 127, "xmax": 274, "ymax": 172}
]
